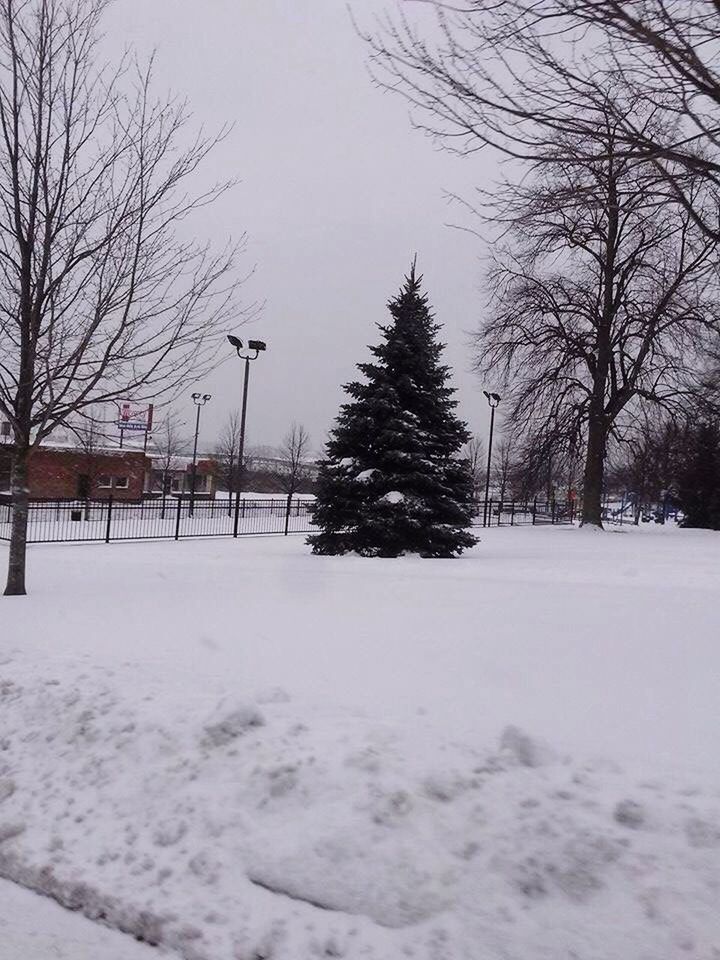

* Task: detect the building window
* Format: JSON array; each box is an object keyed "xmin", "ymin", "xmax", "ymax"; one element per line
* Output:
[
  {"xmin": 114, "ymin": 477, "xmax": 129, "ymax": 490},
  {"xmin": 171, "ymin": 477, "xmax": 182, "ymax": 493},
  {"xmin": 97, "ymin": 475, "xmax": 112, "ymax": 489},
  {"xmin": 0, "ymin": 421, "xmax": 10, "ymax": 438}
]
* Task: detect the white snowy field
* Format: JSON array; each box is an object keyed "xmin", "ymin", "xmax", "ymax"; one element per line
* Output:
[
  {"xmin": 1, "ymin": 525, "xmax": 719, "ymax": 959},
  {"xmin": 1, "ymin": 877, "xmax": 158, "ymax": 960}
]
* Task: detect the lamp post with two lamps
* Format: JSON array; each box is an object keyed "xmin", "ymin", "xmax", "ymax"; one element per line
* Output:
[
  {"xmin": 482, "ymin": 390, "xmax": 502, "ymax": 527},
  {"xmin": 189, "ymin": 393, "xmax": 212, "ymax": 517},
  {"xmin": 227, "ymin": 336, "xmax": 267, "ymax": 536}
]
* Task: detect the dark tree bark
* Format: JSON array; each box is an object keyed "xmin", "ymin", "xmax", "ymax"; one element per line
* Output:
[{"xmin": 5, "ymin": 452, "xmax": 29, "ymax": 596}]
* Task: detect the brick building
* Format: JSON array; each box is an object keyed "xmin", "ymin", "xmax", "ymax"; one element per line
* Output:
[
  {"xmin": 0, "ymin": 443, "xmax": 148, "ymax": 500},
  {"xmin": 0, "ymin": 439, "xmax": 220, "ymax": 501}
]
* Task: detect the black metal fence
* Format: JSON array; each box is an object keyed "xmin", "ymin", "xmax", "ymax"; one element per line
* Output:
[
  {"xmin": 0, "ymin": 496, "xmax": 314, "ymax": 544},
  {"xmin": 0, "ymin": 496, "xmax": 575, "ymax": 546},
  {"xmin": 473, "ymin": 498, "xmax": 576, "ymax": 527}
]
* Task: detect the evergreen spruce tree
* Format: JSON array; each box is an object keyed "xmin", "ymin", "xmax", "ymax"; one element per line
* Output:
[{"xmin": 309, "ymin": 263, "xmax": 476, "ymax": 557}]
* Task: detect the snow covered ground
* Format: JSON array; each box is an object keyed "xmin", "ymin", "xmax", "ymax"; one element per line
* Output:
[
  {"xmin": 1, "ymin": 525, "xmax": 719, "ymax": 959},
  {"xmin": 1, "ymin": 877, "xmax": 158, "ymax": 960}
]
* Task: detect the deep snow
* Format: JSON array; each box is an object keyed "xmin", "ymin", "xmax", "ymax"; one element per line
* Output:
[{"xmin": 1, "ymin": 525, "xmax": 719, "ymax": 958}]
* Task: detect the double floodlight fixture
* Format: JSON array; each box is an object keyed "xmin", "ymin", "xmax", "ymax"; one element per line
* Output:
[
  {"xmin": 191, "ymin": 392, "xmax": 212, "ymax": 404},
  {"xmin": 227, "ymin": 335, "xmax": 267, "ymax": 359},
  {"xmin": 483, "ymin": 390, "xmax": 502, "ymax": 407}
]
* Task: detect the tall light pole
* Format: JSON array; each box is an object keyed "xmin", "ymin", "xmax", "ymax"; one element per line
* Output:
[
  {"xmin": 227, "ymin": 336, "xmax": 266, "ymax": 536},
  {"xmin": 189, "ymin": 393, "xmax": 211, "ymax": 517},
  {"xmin": 482, "ymin": 390, "xmax": 502, "ymax": 527}
]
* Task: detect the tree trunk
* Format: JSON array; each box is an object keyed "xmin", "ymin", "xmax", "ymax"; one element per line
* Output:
[
  {"xmin": 581, "ymin": 416, "xmax": 606, "ymax": 527},
  {"xmin": 580, "ymin": 162, "xmax": 618, "ymax": 530},
  {"xmin": 4, "ymin": 452, "xmax": 30, "ymax": 596},
  {"xmin": 284, "ymin": 492, "xmax": 292, "ymax": 536}
]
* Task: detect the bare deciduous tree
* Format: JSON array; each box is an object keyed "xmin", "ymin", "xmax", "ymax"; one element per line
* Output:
[
  {"xmin": 492, "ymin": 437, "xmax": 515, "ymax": 502},
  {"xmin": 608, "ymin": 412, "xmax": 687, "ymax": 521},
  {"xmin": 273, "ymin": 423, "xmax": 311, "ymax": 531},
  {"xmin": 70, "ymin": 412, "xmax": 109, "ymax": 516},
  {"xmin": 0, "ymin": 0, "xmax": 250, "ymax": 595},
  {"xmin": 476, "ymin": 113, "xmax": 720, "ymax": 525},
  {"xmin": 463, "ymin": 434, "xmax": 485, "ymax": 504},
  {"xmin": 151, "ymin": 412, "xmax": 187, "ymax": 517},
  {"xmin": 214, "ymin": 410, "xmax": 243, "ymax": 509}
]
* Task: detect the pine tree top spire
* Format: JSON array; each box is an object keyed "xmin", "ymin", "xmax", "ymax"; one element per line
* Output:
[{"xmin": 408, "ymin": 254, "xmax": 418, "ymax": 285}]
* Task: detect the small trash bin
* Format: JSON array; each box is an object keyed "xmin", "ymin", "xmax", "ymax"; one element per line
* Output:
[{"xmin": 71, "ymin": 510, "xmax": 82, "ymax": 522}]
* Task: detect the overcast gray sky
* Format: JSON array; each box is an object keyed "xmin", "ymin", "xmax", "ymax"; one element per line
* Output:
[{"xmin": 105, "ymin": 0, "xmax": 495, "ymax": 454}]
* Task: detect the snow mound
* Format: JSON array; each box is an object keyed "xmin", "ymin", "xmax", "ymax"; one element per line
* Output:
[
  {"xmin": 0, "ymin": 661, "xmax": 718, "ymax": 959},
  {"xmin": 500, "ymin": 724, "xmax": 555, "ymax": 767},
  {"xmin": 201, "ymin": 701, "xmax": 265, "ymax": 748}
]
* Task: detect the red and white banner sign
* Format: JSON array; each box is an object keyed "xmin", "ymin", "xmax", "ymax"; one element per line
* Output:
[{"xmin": 116, "ymin": 401, "xmax": 153, "ymax": 433}]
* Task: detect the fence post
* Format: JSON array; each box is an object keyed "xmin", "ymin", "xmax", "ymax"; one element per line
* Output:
[
  {"xmin": 532, "ymin": 499, "xmax": 537, "ymax": 525},
  {"xmin": 105, "ymin": 496, "xmax": 113, "ymax": 543},
  {"xmin": 233, "ymin": 490, "xmax": 240, "ymax": 538},
  {"xmin": 175, "ymin": 496, "xmax": 182, "ymax": 541},
  {"xmin": 510, "ymin": 500, "xmax": 515, "ymax": 526}
]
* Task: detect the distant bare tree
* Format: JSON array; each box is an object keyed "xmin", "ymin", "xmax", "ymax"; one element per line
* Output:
[
  {"xmin": 608, "ymin": 413, "xmax": 687, "ymax": 521},
  {"xmin": 506, "ymin": 429, "xmax": 565, "ymax": 502},
  {"xmin": 274, "ymin": 423, "xmax": 312, "ymax": 529},
  {"xmin": 463, "ymin": 435, "xmax": 486, "ymax": 504},
  {"xmin": 152, "ymin": 413, "xmax": 187, "ymax": 516},
  {"xmin": 492, "ymin": 437, "xmax": 515, "ymax": 501},
  {"xmin": 0, "ymin": 0, "xmax": 250, "ymax": 596},
  {"xmin": 214, "ymin": 410, "xmax": 243, "ymax": 509},
  {"xmin": 70, "ymin": 414, "xmax": 108, "ymax": 516}
]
